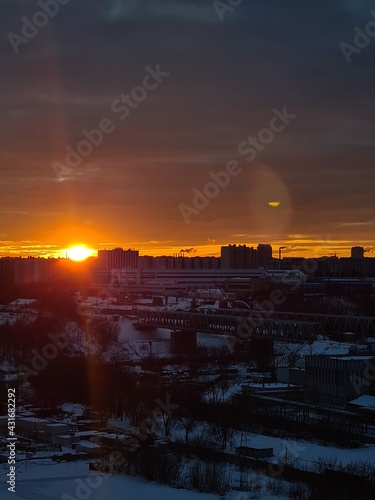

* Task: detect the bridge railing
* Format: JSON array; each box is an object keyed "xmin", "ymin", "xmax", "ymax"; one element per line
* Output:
[
  {"xmin": 133, "ymin": 309, "xmax": 375, "ymax": 336},
  {"xmin": 134, "ymin": 310, "xmax": 321, "ymax": 342}
]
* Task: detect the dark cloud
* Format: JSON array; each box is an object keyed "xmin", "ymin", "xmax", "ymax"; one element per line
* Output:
[{"xmin": 0, "ymin": 0, "xmax": 374, "ymax": 256}]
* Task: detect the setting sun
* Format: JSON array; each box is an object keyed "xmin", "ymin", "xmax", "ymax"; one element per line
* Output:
[{"xmin": 66, "ymin": 245, "xmax": 96, "ymax": 262}]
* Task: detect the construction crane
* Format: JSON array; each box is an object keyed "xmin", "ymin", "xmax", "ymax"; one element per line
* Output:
[{"xmin": 212, "ymin": 279, "xmax": 251, "ymax": 310}]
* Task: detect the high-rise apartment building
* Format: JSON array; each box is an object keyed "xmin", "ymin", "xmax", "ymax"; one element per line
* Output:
[
  {"xmin": 257, "ymin": 244, "xmax": 273, "ymax": 267},
  {"xmin": 221, "ymin": 244, "xmax": 267, "ymax": 269},
  {"xmin": 351, "ymin": 246, "xmax": 365, "ymax": 259},
  {"xmin": 98, "ymin": 248, "xmax": 139, "ymax": 271}
]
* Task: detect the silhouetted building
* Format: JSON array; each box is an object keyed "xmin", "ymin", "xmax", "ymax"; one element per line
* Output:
[
  {"xmin": 14, "ymin": 257, "xmax": 57, "ymax": 284},
  {"xmin": 257, "ymin": 244, "xmax": 273, "ymax": 267},
  {"xmin": 0, "ymin": 258, "xmax": 15, "ymax": 288},
  {"xmin": 138, "ymin": 255, "xmax": 154, "ymax": 269},
  {"xmin": 280, "ymin": 257, "xmax": 305, "ymax": 271},
  {"xmin": 339, "ymin": 258, "xmax": 366, "ymax": 277},
  {"xmin": 221, "ymin": 244, "xmax": 257, "ymax": 269},
  {"xmin": 98, "ymin": 248, "xmax": 139, "ymax": 271},
  {"xmin": 191, "ymin": 256, "xmax": 220, "ymax": 269},
  {"xmin": 137, "ymin": 255, "xmax": 219, "ymax": 271},
  {"xmin": 325, "ymin": 279, "xmax": 372, "ymax": 295},
  {"xmin": 315, "ymin": 257, "xmax": 340, "ymax": 277},
  {"xmin": 351, "ymin": 246, "xmax": 365, "ymax": 259},
  {"xmin": 221, "ymin": 244, "xmax": 236, "ymax": 269},
  {"xmin": 226, "ymin": 277, "xmax": 272, "ymax": 297}
]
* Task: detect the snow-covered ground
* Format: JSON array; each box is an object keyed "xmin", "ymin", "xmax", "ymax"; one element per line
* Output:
[
  {"xmin": 230, "ymin": 431, "xmax": 375, "ymax": 470},
  {"xmin": 103, "ymin": 407, "xmax": 375, "ymax": 476},
  {"xmin": 0, "ymin": 457, "xmax": 292, "ymax": 500},
  {"xmin": 0, "ymin": 460, "xmax": 218, "ymax": 500},
  {"xmin": 1, "ymin": 420, "xmax": 373, "ymax": 500},
  {"xmin": 166, "ymin": 419, "xmax": 375, "ymax": 472},
  {"xmin": 2, "ymin": 303, "xmax": 375, "ymax": 498},
  {"xmin": 0, "ymin": 311, "xmax": 36, "ymax": 326}
]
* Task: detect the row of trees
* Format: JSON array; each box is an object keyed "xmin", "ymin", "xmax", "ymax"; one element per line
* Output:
[{"xmin": 1, "ymin": 316, "xmax": 120, "ymax": 364}]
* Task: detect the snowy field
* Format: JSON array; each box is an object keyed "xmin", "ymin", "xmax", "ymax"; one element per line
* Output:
[
  {"xmin": 1, "ymin": 305, "xmax": 375, "ymax": 499},
  {"xmin": 0, "ymin": 459, "xmax": 291, "ymax": 500},
  {"xmin": 0, "ymin": 460, "xmax": 219, "ymax": 500}
]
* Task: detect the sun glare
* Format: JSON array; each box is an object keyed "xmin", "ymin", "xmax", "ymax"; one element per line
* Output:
[{"xmin": 67, "ymin": 245, "xmax": 95, "ymax": 262}]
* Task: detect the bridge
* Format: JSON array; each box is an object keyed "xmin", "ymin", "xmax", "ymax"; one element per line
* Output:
[
  {"xmin": 134, "ymin": 310, "xmax": 321, "ymax": 343},
  {"xmin": 134, "ymin": 309, "xmax": 375, "ymax": 341},
  {"xmin": 181, "ymin": 309, "xmax": 375, "ymax": 337},
  {"xmin": 136, "ymin": 309, "xmax": 375, "ymax": 340},
  {"xmin": 267, "ymin": 311, "xmax": 375, "ymax": 336},
  {"xmin": 131, "ymin": 309, "xmax": 375, "ymax": 360}
]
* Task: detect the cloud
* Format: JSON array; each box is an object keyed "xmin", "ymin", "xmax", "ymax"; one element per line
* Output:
[
  {"xmin": 1, "ymin": 0, "xmax": 375, "ymax": 256},
  {"xmin": 104, "ymin": 0, "xmax": 218, "ymax": 24},
  {"xmin": 335, "ymin": 221, "xmax": 374, "ymax": 227}
]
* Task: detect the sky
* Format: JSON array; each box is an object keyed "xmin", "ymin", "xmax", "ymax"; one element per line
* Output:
[{"xmin": 0, "ymin": 0, "xmax": 375, "ymax": 259}]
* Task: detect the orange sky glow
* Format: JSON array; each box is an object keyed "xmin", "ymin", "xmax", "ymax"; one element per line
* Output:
[{"xmin": 1, "ymin": 3, "xmax": 374, "ymax": 262}]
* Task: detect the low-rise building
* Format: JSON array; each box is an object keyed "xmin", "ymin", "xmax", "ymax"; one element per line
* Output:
[{"xmin": 305, "ymin": 355, "xmax": 375, "ymax": 407}]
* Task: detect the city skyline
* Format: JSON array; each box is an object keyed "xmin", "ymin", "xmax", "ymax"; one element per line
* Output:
[
  {"xmin": 0, "ymin": 241, "xmax": 372, "ymax": 261},
  {"xmin": 1, "ymin": 1, "xmax": 375, "ymax": 259}
]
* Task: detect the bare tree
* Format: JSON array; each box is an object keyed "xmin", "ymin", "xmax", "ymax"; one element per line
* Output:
[
  {"xmin": 205, "ymin": 378, "xmax": 228, "ymax": 404},
  {"xmin": 159, "ymin": 407, "xmax": 175, "ymax": 440},
  {"xmin": 92, "ymin": 320, "xmax": 120, "ymax": 353},
  {"xmin": 177, "ymin": 415, "xmax": 197, "ymax": 444},
  {"xmin": 208, "ymin": 420, "xmax": 233, "ymax": 450}
]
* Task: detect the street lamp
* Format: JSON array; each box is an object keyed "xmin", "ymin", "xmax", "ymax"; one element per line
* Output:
[{"xmin": 278, "ymin": 246, "xmax": 287, "ymax": 270}]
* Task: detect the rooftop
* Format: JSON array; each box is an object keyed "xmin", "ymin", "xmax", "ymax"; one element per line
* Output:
[{"xmin": 348, "ymin": 395, "xmax": 375, "ymax": 409}]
